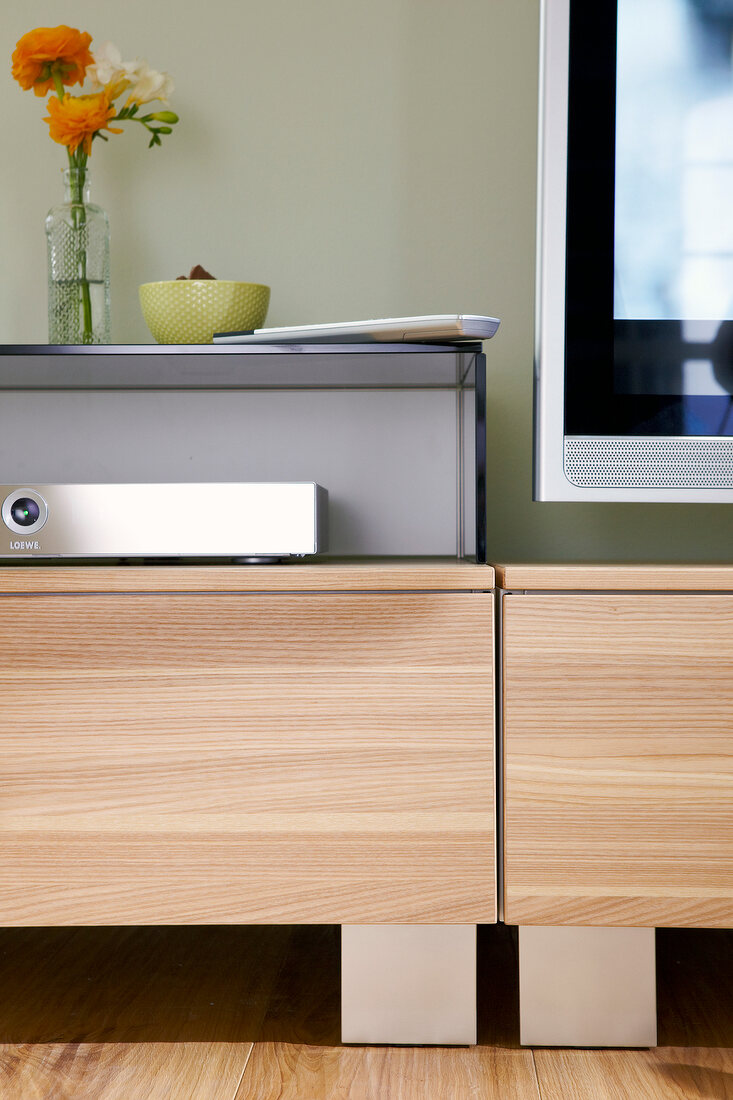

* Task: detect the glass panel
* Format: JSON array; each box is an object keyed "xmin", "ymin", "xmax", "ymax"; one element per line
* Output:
[{"xmin": 0, "ymin": 346, "xmax": 478, "ymax": 390}]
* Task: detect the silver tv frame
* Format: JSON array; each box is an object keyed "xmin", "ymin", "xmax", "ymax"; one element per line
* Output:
[{"xmin": 534, "ymin": 0, "xmax": 733, "ymax": 501}]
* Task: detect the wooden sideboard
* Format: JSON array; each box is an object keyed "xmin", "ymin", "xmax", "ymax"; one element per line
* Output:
[
  {"xmin": 5, "ymin": 557, "xmax": 733, "ymax": 1048},
  {"xmin": 0, "ymin": 561, "xmax": 495, "ymax": 927},
  {"xmin": 497, "ymin": 564, "xmax": 733, "ymax": 929}
]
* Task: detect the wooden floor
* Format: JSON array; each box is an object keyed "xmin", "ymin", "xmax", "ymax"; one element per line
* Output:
[{"xmin": 0, "ymin": 923, "xmax": 729, "ymax": 1098}]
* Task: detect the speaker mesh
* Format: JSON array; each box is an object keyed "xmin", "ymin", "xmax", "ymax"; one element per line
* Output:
[{"xmin": 564, "ymin": 438, "xmax": 733, "ymax": 488}]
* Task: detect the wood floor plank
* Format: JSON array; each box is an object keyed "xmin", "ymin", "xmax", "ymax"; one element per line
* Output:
[
  {"xmin": 0, "ymin": 1041, "xmax": 250, "ymax": 1100},
  {"xmin": 0, "ymin": 926, "xmax": 291, "ymax": 1099},
  {"xmin": 532, "ymin": 928, "xmax": 733, "ymax": 1100},
  {"xmin": 0, "ymin": 926, "xmax": 291, "ymax": 1042},
  {"xmin": 254, "ymin": 925, "xmax": 342, "ymax": 1047},
  {"xmin": 0, "ymin": 925, "xmax": 729, "ymax": 1098},
  {"xmin": 243, "ymin": 1044, "xmax": 541, "ymax": 1100},
  {"xmin": 240, "ymin": 924, "xmax": 539, "ymax": 1100},
  {"xmin": 533, "ymin": 1047, "xmax": 733, "ymax": 1100},
  {"xmin": 657, "ymin": 928, "xmax": 733, "ymax": 1047},
  {"xmin": 477, "ymin": 922, "xmax": 522, "ymax": 1047}
]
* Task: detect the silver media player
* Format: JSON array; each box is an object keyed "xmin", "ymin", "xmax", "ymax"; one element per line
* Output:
[{"xmin": 0, "ymin": 483, "xmax": 327, "ymax": 559}]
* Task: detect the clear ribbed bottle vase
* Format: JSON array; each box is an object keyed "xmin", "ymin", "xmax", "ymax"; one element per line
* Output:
[{"xmin": 45, "ymin": 167, "xmax": 110, "ymax": 344}]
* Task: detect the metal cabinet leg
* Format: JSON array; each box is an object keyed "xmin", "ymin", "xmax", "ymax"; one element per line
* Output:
[
  {"xmin": 519, "ymin": 926, "xmax": 657, "ymax": 1047},
  {"xmin": 341, "ymin": 924, "xmax": 477, "ymax": 1045}
]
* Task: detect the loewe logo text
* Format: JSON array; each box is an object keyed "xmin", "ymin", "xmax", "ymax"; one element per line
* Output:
[{"xmin": 10, "ymin": 540, "xmax": 40, "ymax": 551}]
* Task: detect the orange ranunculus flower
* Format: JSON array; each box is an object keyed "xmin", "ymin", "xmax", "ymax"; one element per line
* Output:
[
  {"xmin": 44, "ymin": 92, "xmax": 123, "ymax": 156},
  {"xmin": 11, "ymin": 25, "xmax": 94, "ymax": 97}
]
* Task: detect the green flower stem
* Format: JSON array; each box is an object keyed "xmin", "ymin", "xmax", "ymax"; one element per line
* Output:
[
  {"xmin": 52, "ymin": 71, "xmax": 93, "ymax": 343},
  {"xmin": 111, "ymin": 105, "xmax": 179, "ymax": 148},
  {"xmin": 72, "ymin": 162, "xmax": 93, "ymax": 345}
]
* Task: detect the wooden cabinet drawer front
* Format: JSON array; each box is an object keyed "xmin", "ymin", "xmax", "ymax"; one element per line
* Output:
[
  {"xmin": 503, "ymin": 594, "xmax": 733, "ymax": 928},
  {"xmin": 0, "ymin": 592, "xmax": 494, "ymax": 925}
]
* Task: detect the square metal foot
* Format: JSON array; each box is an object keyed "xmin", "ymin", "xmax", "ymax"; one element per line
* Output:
[
  {"xmin": 341, "ymin": 924, "xmax": 477, "ymax": 1045},
  {"xmin": 519, "ymin": 925, "xmax": 657, "ymax": 1047}
]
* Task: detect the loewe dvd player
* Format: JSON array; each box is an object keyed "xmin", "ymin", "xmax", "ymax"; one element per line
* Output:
[{"xmin": 0, "ymin": 483, "xmax": 327, "ymax": 559}]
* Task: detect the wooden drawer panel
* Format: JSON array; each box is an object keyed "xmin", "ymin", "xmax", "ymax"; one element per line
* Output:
[
  {"xmin": 0, "ymin": 591, "xmax": 494, "ymax": 925},
  {"xmin": 503, "ymin": 594, "xmax": 733, "ymax": 928}
]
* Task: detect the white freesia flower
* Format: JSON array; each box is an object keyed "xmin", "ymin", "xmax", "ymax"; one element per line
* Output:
[
  {"xmin": 127, "ymin": 62, "xmax": 174, "ymax": 106},
  {"xmin": 87, "ymin": 42, "xmax": 140, "ymax": 88},
  {"xmin": 88, "ymin": 45, "xmax": 173, "ymax": 107}
]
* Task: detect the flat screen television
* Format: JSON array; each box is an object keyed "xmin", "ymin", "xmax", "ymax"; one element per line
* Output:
[{"xmin": 535, "ymin": 0, "xmax": 733, "ymax": 500}]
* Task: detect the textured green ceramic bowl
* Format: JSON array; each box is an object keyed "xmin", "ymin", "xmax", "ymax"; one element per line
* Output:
[{"xmin": 139, "ymin": 280, "xmax": 270, "ymax": 344}]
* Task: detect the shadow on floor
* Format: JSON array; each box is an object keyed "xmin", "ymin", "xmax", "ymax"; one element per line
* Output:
[{"xmin": 0, "ymin": 924, "xmax": 727, "ymax": 1047}]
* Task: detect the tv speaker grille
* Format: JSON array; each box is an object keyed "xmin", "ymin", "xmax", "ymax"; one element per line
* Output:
[{"xmin": 564, "ymin": 438, "xmax": 733, "ymax": 488}]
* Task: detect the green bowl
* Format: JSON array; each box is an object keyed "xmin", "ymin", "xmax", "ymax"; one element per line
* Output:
[{"xmin": 139, "ymin": 280, "xmax": 270, "ymax": 344}]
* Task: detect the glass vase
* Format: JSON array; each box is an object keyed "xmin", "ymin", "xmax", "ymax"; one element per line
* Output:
[{"xmin": 45, "ymin": 167, "xmax": 110, "ymax": 345}]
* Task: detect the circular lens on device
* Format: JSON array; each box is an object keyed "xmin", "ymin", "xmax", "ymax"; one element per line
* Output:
[
  {"xmin": 1, "ymin": 489, "xmax": 48, "ymax": 535},
  {"xmin": 10, "ymin": 497, "xmax": 40, "ymax": 527}
]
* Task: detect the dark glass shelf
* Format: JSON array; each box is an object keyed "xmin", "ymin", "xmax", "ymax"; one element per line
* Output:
[{"xmin": 0, "ymin": 344, "xmax": 481, "ymax": 390}]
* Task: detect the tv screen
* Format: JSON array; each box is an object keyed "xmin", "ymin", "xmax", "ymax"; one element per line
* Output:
[{"xmin": 535, "ymin": 0, "xmax": 733, "ymax": 499}]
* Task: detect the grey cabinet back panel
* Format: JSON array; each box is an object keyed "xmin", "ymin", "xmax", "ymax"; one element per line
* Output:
[{"xmin": 0, "ymin": 390, "xmax": 464, "ymax": 556}]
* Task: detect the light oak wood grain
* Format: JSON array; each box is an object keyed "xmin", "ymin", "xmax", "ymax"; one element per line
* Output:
[
  {"xmin": 0, "ymin": 560, "xmax": 493, "ymax": 594},
  {"xmin": 0, "ymin": 591, "xmax": 494, "ymax": 924},
  {"xmin": 533, "ymin": 1048, "xmax": 733, "ymax": 1100},
  {"xmin": 503, "ymin": 594, "xmax": 733, "ymax": 927},
  {"xmin": 496, "ymin": 563, "xmax": 733, "ymax": 591}
]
